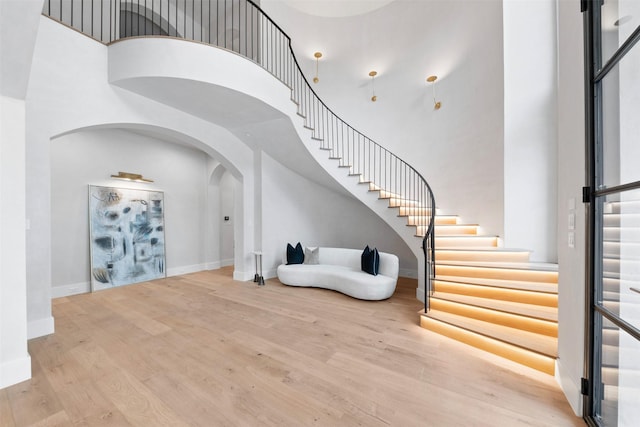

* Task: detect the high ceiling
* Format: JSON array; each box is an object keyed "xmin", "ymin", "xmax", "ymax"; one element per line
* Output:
[{"xmin": 278, "ymin": 0, "xmax": 396, "ymax": 17}]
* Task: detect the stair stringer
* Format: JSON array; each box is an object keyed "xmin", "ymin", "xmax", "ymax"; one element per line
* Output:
[{"xmin": 284, "ymin": 110, "xmax": 427, "ymax": 287}]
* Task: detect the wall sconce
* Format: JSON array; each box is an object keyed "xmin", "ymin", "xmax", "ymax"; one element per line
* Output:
[
  {"xmin": 369, "ymin": 70, "xmax": 378, "ymax": 102},
  {"xmin": 426, "ymin": 75, "xmax": 441, "ymax": 110},
  {"xmin": 110, "ymin": 171, "xmax": 154, "ymax": 183},
  {"xmin": 313, "ymin": 52, "xmax": 322, "ymax": 83}
]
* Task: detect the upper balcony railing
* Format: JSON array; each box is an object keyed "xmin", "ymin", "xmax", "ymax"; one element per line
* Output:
[{"xmin": 43, "ymin": 0, "xmax": 436, "ymax": 311}]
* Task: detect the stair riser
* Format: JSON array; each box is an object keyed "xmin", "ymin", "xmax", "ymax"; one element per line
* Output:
[
  {"xmin": 420, "ymin": 316, "xmax": 555, "ymax": 375},
  {"xmin": 406, "ymin": 215, "xmax": 457, "ymax": 225},
  {"xmin": 418, "ymin": 226, "xmax": 480, "ymax": 236},
  {"xmin": 430, "ymin": 299, "xmax": 558, "ymax": 337},
  {"xmin": 433, "ymin": 226, "xmax": 479, "ymax": 236},
  {"xmin": 436, "ymin": 265, "xmax": 558, "ymax": 284},
  {"xmin": 398, "ymin": 207, "xmax": 433, "ymax": 216},
  {"xmin": 388, "ymin": 198, "xmax": 420, "ymax": 208},
  {"xmin": 435, "ymin": 251, "xmax": 530, "ymax": 263},
  {"xmin": 376, "ymin": 190, "xmax": 401, "ymax": 199},
  {"xmin": 433, "ymin": 281, "xmax": 557, "ymax": 307},
  {"xmin": 435, "ymin": 237, "xmax": 498, "ymax": 248}
]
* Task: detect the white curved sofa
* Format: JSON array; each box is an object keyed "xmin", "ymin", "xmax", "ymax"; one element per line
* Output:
[{"xmin": 276, "ymin": 247, "xmax": 399, "ymax": 300}]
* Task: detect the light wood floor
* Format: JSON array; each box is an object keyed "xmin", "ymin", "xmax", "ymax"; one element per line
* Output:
[{"xmin": 1, "ymin": 267, "xmax": 584, "ymax": 426}]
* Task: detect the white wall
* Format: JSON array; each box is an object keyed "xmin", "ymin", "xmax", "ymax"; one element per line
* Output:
[
  {"xmin": 261, "ymin": 0, "xmax": 506, "ymax": 241},
  {"xmin": 25, "ymin": 17, "xmax": 261, "ymax": 335},
  {"xmin": 260, "ymin": 151, "xmax": 416, "ymax": 278},
  {"xmin": 50, "ymin": 128, "xmax": 217, "ymax": 296},
  {"xmin": 556, "ymin": 0, "xmax": 587, "ymax": 416},
  {"xmin": 503, "ymin": 0, "xmax": 558, "ymax": 262},
  {"xmin": 219, "ymin": 169, "xmax": 236, "ymax": 265},
  {"xmin": 0, "ymin": 95, "xmax": 31, "ymax": 388},
  {"xmin": 0, "ymin": 0, "xmax": 46, "ymax": 389}
]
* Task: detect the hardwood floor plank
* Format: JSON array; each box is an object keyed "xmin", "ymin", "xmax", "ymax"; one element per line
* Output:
[
  {"xmin": 5, "ymin": 356, "xmax": 65, "ymax": 426},
  {"xmin": 2, "ymin": 267, "xmax": 582, "ymax": 426},
  {"xmin": 25, "ymin": 410, "xmax": 70, "ymax": 427},
  {"xmin": 0, "ymin": 389, "xmax": 17, "ymax": 426}
]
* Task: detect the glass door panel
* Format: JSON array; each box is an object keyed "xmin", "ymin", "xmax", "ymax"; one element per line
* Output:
[
  {"xmin": 596, "ymin": 314, "xmax": 640, "ymax": 426},
  {"xmin": 600, "ymin": 0, "xmax": 640, "ymax": 64},
  {"xmin": 600, "ymin": 189, "xmax": 640, "ymax": 331},
  {"xmin": 601, "ymin": 45, "xmax": 640, "ymax": 188},
  {"xmin": 587, "ymin": 0, "xmax": 640, "ymax": 425}
]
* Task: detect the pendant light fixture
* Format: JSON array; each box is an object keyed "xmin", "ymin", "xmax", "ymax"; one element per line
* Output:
[
  {"xmin": 426, "ymin": 75, "xmax": 441, "ymax": 110},
  {"xmin": 369, "ymin": 70, "xmax": 378, "ymax": 102},
  {"xmin": 313, "ymin": 52, "xmax": 322, "ymax": 83}
]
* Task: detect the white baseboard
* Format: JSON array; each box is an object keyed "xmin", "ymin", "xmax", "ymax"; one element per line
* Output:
[
  {"xmin": 52, "ymin": 281, "xmax": 90, "ymax": 298},
  {"xmin": 28, "ymin": 316, "xmax": 54, "ymax": 339},
  {"xmin": 233, "ymin": 270, "xmax": 253, "ymax": 281},
  {"xmin": 205, "ymin": 261, "xmax": 221, "ymax": 270},
  {"xmin": 0, "ymin": 354, "xmax": 31, "ymax": 389},
  {"xmin": 166, "ymin": 263, "xmax": 207, "ymax": 277},
  {"xmin": 415, "ymin": 287, "xmax": 425, "ymax": 303},
  {"xmin": 399, "ymin": 268, "xmax": 418, "ymax": 279},
  {"xmin": 205, "ymin": 260, "xmax": 233, "ymax": 270}
]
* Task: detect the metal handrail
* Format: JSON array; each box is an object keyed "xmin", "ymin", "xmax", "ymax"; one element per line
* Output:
[{"xmin": 43, "ymin": 0, "xmax": 436, "ymax": 311}]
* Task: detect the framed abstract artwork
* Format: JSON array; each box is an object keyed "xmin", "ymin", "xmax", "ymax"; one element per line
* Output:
[{"xmin": 88, "ymin": 185, "xmax": 166, "ymax": 291}]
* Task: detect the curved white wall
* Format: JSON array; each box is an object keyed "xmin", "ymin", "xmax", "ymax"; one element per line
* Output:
[{"xmin": 260, "ymin": 151, "xmax": 416, "ymax": 277}]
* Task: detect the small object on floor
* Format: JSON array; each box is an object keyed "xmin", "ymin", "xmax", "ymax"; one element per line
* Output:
[{"xmin": 253, "ymin": 251, "xmax": 265, "ymax": 286}]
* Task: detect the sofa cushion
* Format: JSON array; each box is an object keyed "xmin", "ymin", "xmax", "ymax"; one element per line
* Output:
[
  {"xmin": 361, "ymin": 246, "xmax": 380, "ymax": 276},
  {"xmin": 286, "ymin": 242, "xmax": 304, "ymax": 264},
  {"xmin": 304, "ymin": 246, "xmax": 319, "ymax": 265},
  {"xmin": 361, "ymin": 245, "xmax": 370, "ymax": 271}
]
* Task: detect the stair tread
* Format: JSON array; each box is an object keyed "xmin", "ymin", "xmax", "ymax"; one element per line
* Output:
[
  {"xmin": 436, "ymin": 247, "xmax": 530, "ymax": 253},
  {"xmin": 435, "ymin": 236, "xmax": 499, "ymax": 247},
  {"xmin": 433, "ymin": 279, "xmax": 557, "ymax": 307},
  {"xmin": 422, "ymin": 310, "xmax": 558, "ymax": 357},
  {"xmin": 436, "ymin": 260, "xmax": 559, "ymax": 272},
  {"xmin": 432, "ymin": 292, "xmax": 558, "ymax": 322},
  {"xmin": 436, "ymin": 235, "xmax": 498, "ymax": 240},
  {"xmin": 435, "ymin": 275, "xmax": 558, "ymax": 293}
]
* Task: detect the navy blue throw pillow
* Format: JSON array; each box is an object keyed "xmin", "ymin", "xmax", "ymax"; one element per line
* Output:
[
  {"xmin": 361, "ymin": 246, "xmax": 380, "ymax": 276},
  {"xmin": 286, "ymin": 242, "xmax": 304, "ymax": 265},
  {"xmin": 361, "ymin": 245, "xmax": 370, "ymax": 271}
]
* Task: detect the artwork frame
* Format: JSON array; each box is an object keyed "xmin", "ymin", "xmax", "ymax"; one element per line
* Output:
[{"xmin": 88, "ymin": 185, "xmax": 166, "ymax": 291}]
